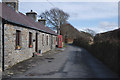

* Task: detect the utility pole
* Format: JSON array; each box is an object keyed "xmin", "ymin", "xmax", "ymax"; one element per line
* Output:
[
  {"xmin": 57, "ymin": 17, "xmax": 61, "ymax": 35},
  {"xmin": 57, "ymin": 25, "xmax": 60, "ymax": 35}
]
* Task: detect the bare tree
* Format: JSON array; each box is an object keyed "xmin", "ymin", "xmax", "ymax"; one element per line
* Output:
[
  {"xmin": 84, "ymin": 29, "xmax": 96, "ymax": 36},
  {"xmin": 39, "ymin": 8, "xmax": 70, "ymax": 34}
]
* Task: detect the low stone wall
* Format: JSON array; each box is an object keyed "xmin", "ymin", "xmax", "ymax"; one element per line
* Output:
[{"xmin": 4, "ymin": 24, "xmax": 56, "ymax": 69}]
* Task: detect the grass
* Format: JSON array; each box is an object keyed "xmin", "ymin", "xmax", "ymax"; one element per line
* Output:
[{"xmin": 63, "ymin": 42, "xmax": 66, "ymax": 48}]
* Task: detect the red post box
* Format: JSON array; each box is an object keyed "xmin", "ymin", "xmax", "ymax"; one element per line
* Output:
[{"xmin": 57, "ymin": 35, "xmax": 63, "ymax": 48}]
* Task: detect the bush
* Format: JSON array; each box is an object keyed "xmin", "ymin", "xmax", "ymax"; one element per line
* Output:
[
  {"xmin": 73, "ymin": 35, "xmax": 120, "ymax": 75},
  {"xmin": 90, "ymin": 41, "xmax": 120, "ymax": 75},
  {"xmin": 73, "ymin": 37, "xmax": 90, "ymax": 49}
]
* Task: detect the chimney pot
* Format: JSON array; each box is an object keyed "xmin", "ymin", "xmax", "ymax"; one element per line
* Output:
[
  {"xmin": 26, "ymin": 10, "xmax": 37, "ymax": 21},
  {"xmin": 38, "ymin": 19, "xmax": 46, "ymax": 26}
]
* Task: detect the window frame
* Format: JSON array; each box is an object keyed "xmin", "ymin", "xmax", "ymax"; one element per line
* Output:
[
  {"xmin": 46, "ymin": 35, "xmax": 49, "ymax": 45},
  {"xmin": 29, "ymin": 32, "xmax": 33, "ymax": 48},
  {"xmin": 42, "ymin": 34, "xmax": 44, "ymax": 46},
  {"xmin": 16, "ymin": 30, "xmax": 22, "ymax": 50}
]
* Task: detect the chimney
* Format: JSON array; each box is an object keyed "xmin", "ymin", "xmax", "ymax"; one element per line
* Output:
[
  {"xmin": 38, "ymin": 17, "xmax": 46, "ymax": 26},
  {"xmin": 2, "ymin": 0, "xmax": 19, "ymax": 12},
  {"xmin": 26, "ymin": 10, "xmax": 37, "ymax": 21}
]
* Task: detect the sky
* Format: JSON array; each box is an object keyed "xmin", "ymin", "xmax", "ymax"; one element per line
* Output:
[{"xmin": 1, "ymin": 0, "xmax": 119, "ymax": 33}]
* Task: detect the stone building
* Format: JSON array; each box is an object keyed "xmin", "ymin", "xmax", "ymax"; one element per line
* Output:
[{"xmin": 0, "ymin": 0, "xmax": 57, "ymax": 70}]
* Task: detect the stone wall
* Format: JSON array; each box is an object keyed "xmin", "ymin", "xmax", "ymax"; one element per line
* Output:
[{"xmin": 4, "ymin": 23, "xmax": 56, "ymax": 69}]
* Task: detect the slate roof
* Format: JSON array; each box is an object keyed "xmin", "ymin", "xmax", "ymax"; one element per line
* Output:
[{"xmin": 0, "ymin": 3, "xmax": 57, "ymax": 35}]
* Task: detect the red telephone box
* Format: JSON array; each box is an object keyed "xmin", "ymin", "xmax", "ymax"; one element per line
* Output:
[{"xmin": 57, "ymin": 35, "xmax": 63, "ymax": 48}]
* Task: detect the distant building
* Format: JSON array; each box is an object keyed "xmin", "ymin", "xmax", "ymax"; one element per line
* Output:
[{"xmin": 0, "ymin": 0, "xmax": 57, "ymax": 70}]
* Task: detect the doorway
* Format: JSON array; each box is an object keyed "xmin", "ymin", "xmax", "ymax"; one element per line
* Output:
[
  {"xmin": 51, "ymin": 35, "xmax": 53, "ymax": 49},
  {"xmin": 35, "ymin": 33, "xmax": 38, "ymax": 52}
]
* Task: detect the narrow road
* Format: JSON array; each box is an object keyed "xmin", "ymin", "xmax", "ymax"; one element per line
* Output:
[{"xmin": 13, "ymin": 45, "xmax": 118, "ymax": 78}]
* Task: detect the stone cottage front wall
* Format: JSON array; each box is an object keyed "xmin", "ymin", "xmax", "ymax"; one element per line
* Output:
[
  {"xmin": 4, "ymin": 24, "xmax": 36, "ymax": 69},
  {"xmin": 4, "ymin": 24, "xmax": 56, "ymax": 69},
  {"xmin": 52, "ymin": 35, "xmax": 57, "ymax": 49},
  {"xmin": 38, "ymin": 33, "xmax": 51, "ymax": 53},
  {"xmin": 41, "ymin": 33, "xmax": 51, "ymax": 53}
]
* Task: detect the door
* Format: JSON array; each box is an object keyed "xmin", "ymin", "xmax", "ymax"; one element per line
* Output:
[
  {"xmin": 51, "ymin": 35, "xmax": 53, "ymax": 49},
  {"xmin": 35, "ymin": 33, "xmax": 38, "ymax": 52}
]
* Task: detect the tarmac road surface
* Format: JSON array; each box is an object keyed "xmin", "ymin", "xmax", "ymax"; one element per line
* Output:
[{"xmin": 11, "ymin": 45, "xmax": 119, "ymax": 78}]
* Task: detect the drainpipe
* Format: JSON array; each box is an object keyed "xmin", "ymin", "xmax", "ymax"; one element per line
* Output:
[{"xmin": 2, "ymin": 20, "xmax": 5, "ymax": 71}]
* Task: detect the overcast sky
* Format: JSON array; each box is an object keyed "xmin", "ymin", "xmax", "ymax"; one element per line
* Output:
[{"xmin": 1, "ymin": 0, "xmax": 119, "ymax": 33}]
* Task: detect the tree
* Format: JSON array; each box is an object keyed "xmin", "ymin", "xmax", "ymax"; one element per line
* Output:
[
  {"xmin": 39, "ymin": 8, "xmax": 70, "ymax": 34},
  {"xmin": 84, "ymin": 29, "xmax": 96, "ymax": 36}
]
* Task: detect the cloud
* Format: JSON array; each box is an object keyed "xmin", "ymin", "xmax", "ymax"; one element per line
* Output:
[
  {"xmin": 64, "ymin": 3, "xmax": 118, "ymax": 20},
  {"xmin": 78, "ymin": 21, "xmax": 118, "ymax": 33},
  {"xmin": 19, "ymin": 2, "xmax": 118, "ymax": 21},
  {"xmin": 19, "ymin": 0, "xmax": 120, "ymax": 2},
  {"xmin": 78, "ymin": 26, "xmax": 105, "ymax": 33},
  {"xmin": 99, "ymin": 21, "xmax": 117, "ymax": 28},
  {"xmin": 19, "ymin": 2, "xmax": 118, "ymax": 33}
]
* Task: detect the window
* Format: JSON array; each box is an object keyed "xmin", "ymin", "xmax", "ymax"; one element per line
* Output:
[
  {"xmin": 46, "ymin": 35, "xmax": 48, "ymax": 45},
  {"xmin": 42, "ymin": 34, "xmax": 44, "ymax": 46},
  {"xmin": 16, "ymin": 30, "xmax": 21, "ymax": 49},
  {"xmin": 29, "ymin": 32, "xmax": 33, "ymax": 48}
]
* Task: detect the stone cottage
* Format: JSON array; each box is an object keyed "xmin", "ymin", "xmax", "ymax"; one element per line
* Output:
[{"xmin": 0, "ymin": 0, "xmax": 57, "ymax": 70}]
